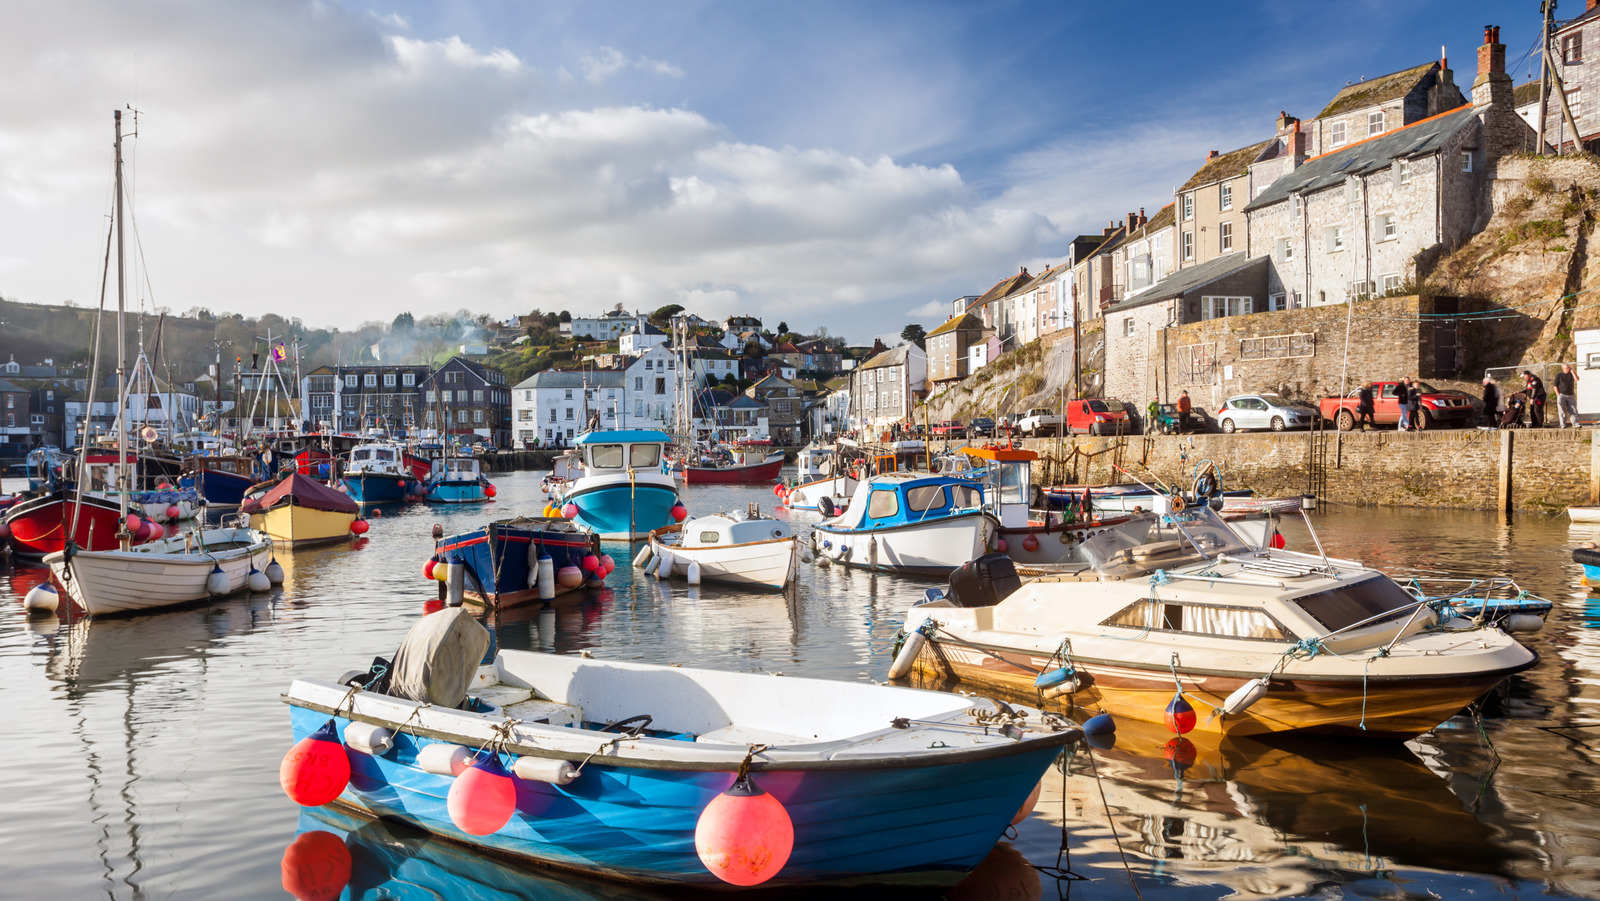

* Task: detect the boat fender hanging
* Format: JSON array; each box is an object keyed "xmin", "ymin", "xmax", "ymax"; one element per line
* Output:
[
  {"xmin": 447, "ymin": 753, "xmax": 517, "ymax": 836},
  {"xmin": 1022, "ymin": 534, "xmax": 1039, "ymax": 553},
  {"xmin": 868, "ymin": 535, "xmax": 878, "ymax": 569},
  {"xmin": 653, "ymin": 551, "xmax": 673, "ymax": 580},
  {"xmin": 165, "ymin": 504, "xmax": 182, "ymax": 521},
  {"xmin": 817, "ymin": 496, "xmax": 835, "ymax": 517},
  {"xmin": 247, "ymin": 568, "xmax": 272, "ymax": 593},
  {"xmin": 350, "ymin": 519, "xmax": 369, "ymax": 535},
  {"xmin": 23, "ymin": 582, "xmax": 59, "ymax": 614},
  {"xmin": 599, "ymin": 554, "xmax": 615, "ymax": 575},
  {"xmin": 279, "ymin": 719, "xmax": 351, "ymax": 807},
  {"xmin": 536, "ymin": 554, "xmax": 556, "ymax": 600},
  {"xmin": 433, "ymin": 561, "xmax": 451, "ymax": 583},
  {"xmin": 512, "ymin": 756, "xmax": 577, "ymax": 785},
  {"xmin": 423, "ymin": 556, "xmax": 439, "ymax": 581},
  {"xmin": 887, "ymin": 619, "xmax": 934, "ymax": 679},
  {"xmin": 1164, "ymin": 692, "xmax": 1197, "ymax": 735},
  {"xmin": 1501, "ymin": 614, "xmax": 1544, "ymax": 634},
  {"xmin": 556, "ymin": 565, "xmax": 584, "ymax": 589},
  {"xmin": 1034, "ymin": 665, "xmax": 1080, "ymax": 699},
  {"xmin": 671, "ymin": 503, "xmax": 689, "ymax": 523},
  {"xmin": 1011, "ymin": 780, "xmax": 1043, "ymax": 826},
  {"xmin": 634, "ymin": 545, "xmax": 654, "ymax": 567},
  {"xmin": 1082, "ymin": 713, "xmax": 1116, "ymax": 735},
  {"xmin": 1221, "ymin": 678, "xmax": 1269, "ymax": 716},
  {"xmin": 417, "ymin": 742, "xmax": 472, "ymax": 776},
  {"xmin": 687, "ymin": 561, "xmax": 702, "ymax": 585},
  {"xmin": 695, "ymin": 772, "xmax": 794, "ymax": 886},
  {"xmin": 581, "ymin": 555, "xmax": 600, "ymax": 573},
  {"xmin": 343, "ymin": 722, "xmax": 393, "ymax": 757},
  {"xmin": 206, "ymin": 565, "xmax": 231, "ymax": 598},
  {"xmin": 561, "ymin": 503, "xmax": 579, "ymax": 519},
  {"xmin": 265, "ymin": 559, "xmax": 285, "ymax": 584}
]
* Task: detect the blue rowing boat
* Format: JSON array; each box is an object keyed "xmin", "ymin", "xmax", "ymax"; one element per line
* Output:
[{"xmin": 435, "ymin": 517, "xmax": 601, "ymax": 606}]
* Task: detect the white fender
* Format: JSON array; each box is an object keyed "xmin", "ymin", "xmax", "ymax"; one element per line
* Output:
[
  {"xmin": 686, "ymin": 560, "xmax": 702, "ymax": 585},
  {"xmin": 417, "ymin": 742, "xmax": 471, "ymax": 776},
  {"xmin": 654, "ymin": 550, "xmax": 673, "ymax": 580},
  {"xmin": 343, "ymin": 721, "xmax": 393, "ymax": 756},
  {"xmin": 633, "ymin": 545, "xmax": 654, "ymax": 567},
  {"xmin": 1222, "ymin": 677, "xmax": 1270, "ymax": 716},
  {"xmin": 887, "ymin": 627, "xmax": 928, "ymax": 679},
  {"xmin": 23, "ymin": 583, "xmax": 59, "ymax": 614},
  {"xmin": 512, "ymin": 756, "xmax": 577, "ymax": 785},
  {"xmin": 247, "ymin": 569, "xmax": 272, "ymax": 593},
  {"xmin": 536, "ymin": 555, "xmax": 556, "ymax": 600}
]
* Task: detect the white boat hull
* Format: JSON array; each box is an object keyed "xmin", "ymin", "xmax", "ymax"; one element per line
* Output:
[
  {"xmin": 813, "ymin": 511, "xmax": 992, "ymax": 575},
  {"xmin": 650, "ymin": 534, "xmax": 798, "ymax": 589},
  {"xmin": 45, "ymin": 528, "xmax": 273, "ymax": 617},
  {"xmin": 1571, "ymin": 506, "xmax": 1600, "ymax": 523}
]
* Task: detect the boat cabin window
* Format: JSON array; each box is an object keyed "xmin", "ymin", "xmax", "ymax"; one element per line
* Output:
[
  {"xmin": 1290, "ymin": 576, "xmax": 1417, "ymax": 633},
  {"xmin": 906, "ymin": 484, "xmax": 947, "ymax": 513},
  {"xmin": 376, "ymin": 449, "xmax": 395, "ymax": 462},
  {"xmin": 630, "ymin": 443, "xmax": 661, "ymax": 468},
  {"xmin": 951, "ymin": 484, "xmax": 983, "ymax": 508},
  {"xmin": 353, "ymin": 449, "xmax": 370, "ymax": 461},
  {"xmin": 868, "ymin": 489, "xmax": 900, "ymax": 519},
  {"xmin": 1102, "ymin": 599, "xmax": 1293, "ymax": 641},
  {"xmin": 698, "ymin": 531, "xmax": 721, "ymax": 544},
  {"xmin": 588, "ymin": 444, "xmax": 625, "ymax": 469},
  {"xmin": 995, "ymin": 462, "xmax": 1029, "ymax": 506}
]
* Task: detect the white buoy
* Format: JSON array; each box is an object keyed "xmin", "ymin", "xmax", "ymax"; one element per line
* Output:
[
  {"xmin": 686, "ymin": 560, "xmax": 702, "ymax": 585},
  {"xmin": 417, "ymin": 742, "xmax": 471, "ymax": 776},
  {"xmin": 511, "ymin": 756, "xmax": 577, "ymax": 785},
  {"xmin": 247, "ymin": 568, "xmax": 272, "ymax": 593},
  {"xmin": 654, "ymin": 550, "xmax": 673, "ymax": 580},
  {"xmin": 536, "ymin": 554, "xmax": 556, "ymax": 601},
  {"xmin": 633, "ymin": 545, "xmax": 654, "ymax": 567},
  {"xmin": 816, "ymin": 554, "xmax": 831, "ymax": 568},
  {"xmin": 1222, "ymin": 677, "xmax": 1270, "ymax": 716},
  {"xmin": 264, "ymin": 558, "xmax": 285, "ymax": 584},
  {"xmin": 344, "ymin": 722, "xmax": 393, "ymax": 756},
  {"xmin": 23, "ymin": 582, "xmax": 59, "ymax": 615},
  {"xmin": 446, "ymin": 561, "xmax": 465, "ymax": 607},
  {"xmin": 642, "ymin": 552, "xmax": 661, "ymax": 577},
  {"xmin": 798, "ymin": 545, "xmax": 813, "ymax": 564},
  {"xmin": 887, "ymin": 622, "xmax": 931, "ymax": 679},
  {"xmin": 205, "ymin": 566, "xmax": 230, "ymax": 598},
  {"xmin": 1501, "ymin": 614, "xmax": 1545, "ymax": 634}
]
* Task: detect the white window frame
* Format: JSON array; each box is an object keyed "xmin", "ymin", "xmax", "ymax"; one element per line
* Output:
[
  {"xmin": 1347, "ymin": 280, "xmax": 1374, "ymax": 301},
  {"xmin": 364, "ymin": 373, "xmax": 377, "ymax": 388},
  {"xmin": 1378, "ymin": 214, "xmax": 1397, "ymax": 241},
  {"xmin": 1398, "ymin": 160, "xmax": 1412, "ymax": 184},
  {"xmin": 1220, "ymin": 183, "xmax": 1233, "ymax": 211},
  {"xmin": 1268, "ymin": 294, "xmax": 1287, "ymax": 312},
  {"xmin": 1182, "ymin": 231, "xmax": 1194, "ymax": 260},
  {"xmin": 1201, "ymin": 296, "xmax": 1253, "ymax": 320},
  {"xmin": 345, "ymin": 374, "xmax": 357, "ymax": 388},
  {"xmin": 1331, "ymin": 120, "xmax": 1347, "ymax": 146},
  {"xmin": 1461, "ymin": 151, "xmax": 1473, "ymax": 173},
  {"xmin": 1219, "ymin": 221, "xmax": 1233, "ymax": 252},
  {"xmin": 1382, "ymin": 273, "xmax": 1404, "ymax": 294},
  {"xmin": 1122, "ymin": 318, "xmax": 1135, "ymax": 337},
  {"xmin": 384, "ymin": 372, "xmax": 396, "ymax": 387},
  {"xmin": 402, "ymin": 372, "xmax": 415, "ymax": 387},
  {"xmin": 1367, "ymin": 110, "xmax": 1384, "ymax": 136},
  {"xmin": 1182, "ymin": 194, "xmax": 1194, "ymax": 221},
  {"xmin": 1329, "ymin": 226, "xmax": 1345, "ymax": 252}
]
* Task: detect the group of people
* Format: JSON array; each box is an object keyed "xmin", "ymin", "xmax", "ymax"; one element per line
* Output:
[
  {"xmin": 1481, "ymin": 365, "xmax": 1581, "ymax": 429},
  {"xmin": 1352, "ymin": 379, "xmax": 1430, "ymax": 431}
]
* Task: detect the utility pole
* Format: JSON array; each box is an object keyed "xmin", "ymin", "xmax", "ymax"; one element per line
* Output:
[{"xmin": 1539, "ymin": 0, "xmax": 1556, "ymax": 153}]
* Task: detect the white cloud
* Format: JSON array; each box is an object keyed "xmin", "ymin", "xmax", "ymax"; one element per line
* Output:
[
  {"xmin": 906, "ymin": 299, "xmax": 948, "ymax": 319},
  {"xmin": 581, "ymin": 46, "xmax": 683, "ymax": 84},
  {"xmin": 390, "ymin": 35, "xmax": 523, "ymax": 74}
]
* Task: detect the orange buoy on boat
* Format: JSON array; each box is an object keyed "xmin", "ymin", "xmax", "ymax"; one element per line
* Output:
[
  {"xmin": 695, "ymin": 772, "xmax": 793, "ymax": 886},
  {"xmin": 447, "ymin": 753, "xmax": 517, "ymax": 836},
  {"xmin": 279, "ymin": 719, "xmax": 350, "ymax": 807}
]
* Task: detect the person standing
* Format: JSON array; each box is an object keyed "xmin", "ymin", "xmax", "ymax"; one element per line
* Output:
[
  {"xmin": 1177, "ymin": 390, "xmax": 1192, "ymax": 433},
  {"xmin": 1408, "ymin": 378, "xmax": 1424, "ymax": 430},
  {"xmin": 1556, "ymin": 363, "xmax": 1581, "ymax": 428},
  {"xmin": 1356, "ymin": 382, "xmax": 1376, "ymax": 430},
  {"xmin": 1397, "ymin": 378, "xmax": 1413, "ymax": 431},
  {"xmin": 1481, "ymin": 377, "xmax": 1500, "ymax": 428},
  {"xmin": 1525, "ymin": 370, "xmax": 1548, "ymax": 428}
]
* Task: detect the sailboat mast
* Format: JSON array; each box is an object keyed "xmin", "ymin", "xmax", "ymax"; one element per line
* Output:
[{"xmin": 113, "ymin": 110, "xmax": 131, "ymax": 548}]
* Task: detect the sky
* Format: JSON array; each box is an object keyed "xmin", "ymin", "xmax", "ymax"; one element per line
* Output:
[{"xmin": 0, "ymin": 1, "xmax": 1541, "ymax": 344}]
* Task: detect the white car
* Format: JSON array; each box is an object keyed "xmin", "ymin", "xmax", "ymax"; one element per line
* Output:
[
  {"xmin": 1218, "ymin": 394, "xmax": 1319, "ymax": 433},
  {"xmin": 1016, "ymin": 407, "xmax": 1066, "ymax": 437}
]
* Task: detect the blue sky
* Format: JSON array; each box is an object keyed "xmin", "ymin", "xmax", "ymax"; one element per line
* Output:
[{"xmin": 0, "ymin": 1, "xmax": 1537, "ymax": 342}]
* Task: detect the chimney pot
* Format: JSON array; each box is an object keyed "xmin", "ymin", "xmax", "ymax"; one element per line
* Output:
[
  {"xmin": 1207, "ymin": 150, "xmax": 1219, "ymax": 159},
  {"xmin": 1591, "ymin": 0, "xmax": 1600, "ymax": 10}
]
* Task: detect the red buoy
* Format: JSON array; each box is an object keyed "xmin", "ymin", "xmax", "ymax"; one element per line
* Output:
[
  {"xmin": 423, "ymin": 557, "xmax": 438, "ymax": 580},
  {"xmin": 279, "ymin": 719, "xmax": 351, "ymax": 807},
  {"xmin": 165, "ymin": 505, "xmax": 182, "ymax": 520},
  {"xmin": 1164, "ymin": 692, "xmax": 1197, "ymax": 735},
  {"xmin": 447, "ymin": 753, "xmax": 517, "ymax": 836},
  {"xmin": 994, "ymin": 538, "xmax": 1009, "ymax": 554},
  {"xmin": 125, "ymin": 513, "xmax": 142, "ymax": 532},
  {"xmin": 671, "ymin": 504, "xmax": 689, "ymax": 523},
  {"xmin": 1270, "ymin": 532, "xmax": 1286, "ymax": 549},
  {"xmin": 599, "ymin": 554, "xmax": 616, "ymax": 575},
  {"xmin": 1022, "ymin": 534, "xmax": 1039, "ymax": 552},
  {"xmin": 561, "ymin": 503, "xmax": 579, "ymax": 519},
  {"xmin": 280, "ymin": 829, "xmax": 351, "ymax": 901},
  {"xmin": 486, "ymin": 485, "xmax": 497, "ymax": 498},
  {"xmin": 695, "ymin": 773, "xmax": 793, "ymax": 886},
  {"xmin": 581, "ymin": 555, "xmax": 600, "ymax": 572},
  {"xmin": 350, "ymin": 519, "xmax": 370, "ymax": 535}
]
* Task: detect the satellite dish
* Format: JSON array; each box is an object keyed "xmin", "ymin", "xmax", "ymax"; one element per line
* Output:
[{"xmin": 140, "ymin": 426, "xmax": 159, "ymax": 443}]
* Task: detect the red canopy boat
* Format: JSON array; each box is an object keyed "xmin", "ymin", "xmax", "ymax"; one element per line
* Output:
[
  {"xmin": 5, "ymin": 491, "xmax": 126, "ymax": 557},
  {"xmin": 682, "ymin": 450, "xmax": 786, "ymax": 484}
]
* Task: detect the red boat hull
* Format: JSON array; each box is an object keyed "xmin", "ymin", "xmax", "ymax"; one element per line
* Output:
[
  {"xmin": 682, "ymin": 455, "xmax": 785, "ymax": 484},
  {"xmin": 5, "ymin": 492, "xmax": 127, "ymax": 556}
]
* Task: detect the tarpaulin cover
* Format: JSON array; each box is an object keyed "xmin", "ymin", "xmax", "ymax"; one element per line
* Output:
[
  {"xmin": 387, "ymin": 607, "xmax": 491, "ymax": 709},
  {"xmin": 239, "ymin": 473, "xmax": 358, "ymax": 515}
]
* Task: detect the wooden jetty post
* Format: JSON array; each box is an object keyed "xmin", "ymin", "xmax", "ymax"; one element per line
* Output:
[{"xmin": 1496, "ymin": 430, "xmax": 1514, "ymax": 514}]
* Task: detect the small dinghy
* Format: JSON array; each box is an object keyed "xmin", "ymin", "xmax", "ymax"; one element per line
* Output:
[
  {"xmin": 281, "ymin": 609, "xmax": 1080, "ymax": 889},
  {"xmin": 642, "ymin": 506, "xmax": 801, "ymax": 589},
  {"xmin": 1576, "ymin": 544, "xmax": 1600, "ymax": 589},
  {"xmin": 1571, "ymin": 506, "xmax": 1600, "ymax": 524}
]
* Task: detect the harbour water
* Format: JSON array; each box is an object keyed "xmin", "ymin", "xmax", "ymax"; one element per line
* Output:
[{"xmin": 4, "ymin": 470, "xmax": 1600, "ymax": 899}]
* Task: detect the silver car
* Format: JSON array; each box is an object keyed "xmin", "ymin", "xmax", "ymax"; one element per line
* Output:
[{"xmin": 1218, "ymin": 393, "xmax": 1318, "ymax": 433}]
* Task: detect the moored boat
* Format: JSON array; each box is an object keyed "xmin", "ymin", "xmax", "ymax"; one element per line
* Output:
[
  {"xmin": 680, "ymin": 447, "xmax": 785, "ymax": 484},
  {"xmin": 644, "ymin": 509, "xmax": 800, "ymax": 589},
  {"xmin": 45, "ymin": 526, "xmax": 275, "ymax": 617},
  {"xmin": 5, "ymin": 490, "xmax": 127, "ymax": 557},
  {"xmin": 553, "ymin": 430, "xmax": 680, "ymax": 539},
  {"xmin": 241, "ymin": 473, "xmax": 361, "ymax": 548},
  {"xmin": 433, "ymin": 517, "xmax": 602, "ymax": 607},
  {"xmin": 1571, "ymin": 505, "xmax": 1600, "ymax": 524},
  {"xmin": 281, "ymin": 617, "xmax": 1080, "ymax": 889},
  {"xmin": 959, "ymin": 444, "xmax": 1151, "ymax": 566},
  {"xmin": 809, "ymin": 471, "xmax": 991, "ymax": 575},
  {"xmin": 342, "ymin": 441, "xmax": 414, "ymax": 504},
  {"xmin": 1576, "ymin": 544, "xmax": 1600, "ymax": 589},
  {"xmin": 424, "ymin": 455, "xmax": 492, "ymax": 504}
]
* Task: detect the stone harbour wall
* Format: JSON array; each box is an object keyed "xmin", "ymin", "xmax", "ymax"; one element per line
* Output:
[{"xmin": 1014, "ymin": 427, "xmax": 1593, "ymax": 513}]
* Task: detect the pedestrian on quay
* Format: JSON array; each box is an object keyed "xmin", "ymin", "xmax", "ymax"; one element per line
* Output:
[
  {"xmin": 1481, "ymin": 377, "xmax": 1501, "ymax": 429},
  {"xmin": 1408, "ymin": 378, "xmax": 1424, "ymax": 430},
  {"xmin": 1356, "ymin": 382, "xmax": 1376, "ymax": 430},
  {"xmin": 1524, "ymin": 370, "xmax": 1548, "ymax": 428},
  {"xmin": 1556, "ymin": 363, "xmax": 1581, "ymax": 428},
  {"xmin": 1397, "ymin": 378, "xmax": 1414, "ymax": 431},
  {"xmin": 1177, "ymin": 390, "xmax": 1192, "ymax": 433}
]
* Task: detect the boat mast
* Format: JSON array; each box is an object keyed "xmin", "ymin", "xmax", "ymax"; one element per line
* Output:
[{"xmin": 113, "ymin": 109, "xmax": 131, "ymax": 550}]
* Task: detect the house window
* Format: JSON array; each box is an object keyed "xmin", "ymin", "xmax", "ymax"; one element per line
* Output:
[
  {"xmin": 364, "ymin": 374, "xmax": 376, "ymax": 387},
  {"xmin": 1268, "ymin": 294, "xmax": 1287, "ymax": 311},
  {"xmin": 1398, "ymin": 160, "xmax": 1412, "ymax": 184},
  {"xmin": 1182, "ymin": 194, "xmax": 1194, "ymax": 221},
  {"xmin": 634, "ymin": 377, "xmax": 644, "ymax": 391},
  {"xmin": 1276, "ymin": 238, "xmax": 1295, "ymax": 261},
  {"xmin": 1327, "ymin": 226, "xmax": 1345, "ymax": 251},
  {"xmin": 384, "ymin": 373, "xmax": 396, "ymax": 387},
  {"xmin": 1182, "ymin": 231, "xmax": 1194, "ymax": 260},
  {"xmin": 1377, "ymin": 214, "xmax": 1396, "ymax": 241},
  {"xmin": 1331, "ymin": 120, "xmax": 1346, "ymax": 146},
  {"xmin": 645, "ymin": 359, "xmax": 653, "ymax": 370},
  {"xmin": 425, "ymin": 390, "xmax": 436, "ymax": 402},
  {"xmin": 564, "ymin": 407, "xmax": 574, "ymax": 420},
  {"xmin": 1201, "ymin": 296, "xmax": 1253, "ymax": 319},
  {"xmin": 1566, "ymin": 33, "xmax": 1584, "ymax": 64},
  {"xmin": 473, "ymin": 390, "xmax": 483, "ymax": 402},
  {"xmin": 403, "ymin": 373, "xmax": 415, "ymax": 387},
  {"xmin": 655, "ymin": 378, "xmax": 666, "ymax": 395},
  {"xmin": 1461, "ymin": 151, "xmax": 1473, "ymax": 173},
  {"xmin": 1122, "ymin": 318, "xmax": 1135, "ymax": 337},
  {"xmin": 1368, "ymin": 110, "xmax": 1384, "ymax": 136},
  {"xmin": 345, "ymin": 374, "xmax": 357, "ymax": 388},
  {"xmin": 1220, "ymin": 183, "xmax": 1232, "ymax": 210},
  {"xmin": 474, "ymin": 409, "xmax": 484, "ymax": 424},
  {"xmin": 457, "ymin": 409, "xmax": 469, "ymax": 423},
  {"xmin": 1348, "ymin": 280, "xmax": 1374, "ymax": 301},
  {"xmin": 1219, "ymin": 221, "xmax": 1233, "ymax": 252},
  {"xmin": 564, "ymin": 389, "xmax": 572, "ymax": 400},
  {"xmin": 1382, "ymin": 274, "xmax": 1404, "ymax": 294},
  {"xmin": 1569, "ymin": 87, "xmax": 1584, "ymax": 115}
]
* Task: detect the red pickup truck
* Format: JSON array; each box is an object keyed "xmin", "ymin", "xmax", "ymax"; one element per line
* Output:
[{"xmin": 1319, "ymin": 380, "xmax": 1474, "ymax": 430}]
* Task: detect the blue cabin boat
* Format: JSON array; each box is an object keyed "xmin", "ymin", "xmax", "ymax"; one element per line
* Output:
[
  {"xmin": 283, "ymin": 645, "xmax": 1079, "ymax": 889},
  {"xmin": 343, "ymin": 441, "xmax": 414, "ymax": 504},
  {"xmin": 810, "ymin": 472, "xmax": 992, "ymax": 575},
  {"xmin": 556, "ymin": 430, "xmax": 679, "ymax": 539},
  {"xmin": 436, "ymin": 517, "xmax": 601, "ymax": 606},
  {"xmin": 425, "ymin": 456, "xmax": 490, "ymax": 504}
]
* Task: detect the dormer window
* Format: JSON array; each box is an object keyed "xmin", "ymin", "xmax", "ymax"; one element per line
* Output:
[
  {"xmin": 1367, "ymin": 110, "xmax": 1384, "ymax": 136},
  {"xmin": 1330, "ymin": 120, "xmax": 1347, "ymax": 146}
]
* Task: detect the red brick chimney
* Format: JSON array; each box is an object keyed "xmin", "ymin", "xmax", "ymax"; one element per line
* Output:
[
  {"xmin": 1473, "ymin": 24, "xmax": 1521, "ymax": 158},
  {"xmin": 1476, "ymin": 26, "xmax": 1503, "ymax": 87},
  {"xmin": 1590, "ymin": 0, "xmax": 1599, "ymax": 12},
  {"xmin": 1207, "ymin": 150, "xmax": 1219, "ymax": 159}
]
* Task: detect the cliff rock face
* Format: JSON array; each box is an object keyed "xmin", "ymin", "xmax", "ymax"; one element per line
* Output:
[
  {"xmin": 1431, "ymin": 154, "xmax": 1600, "ymax": 370},
  {"xmin": 922, "ymin": 327, "xmax": 1098, "ymax": 422}
]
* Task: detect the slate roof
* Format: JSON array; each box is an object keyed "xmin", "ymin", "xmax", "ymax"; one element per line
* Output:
[
  {"xmin": 1105, "ymin": 253, "xmax": 1268, "ymax": 314},
  {"xmin": 624, "ymin": 322, "xmax": 666, "ymax": 336},
  {"xmin": 968, "ymin": 271, "xmax": 1034, "ymax": 310},
  {"xmin": 1514, "ymin": 80, "xmax": 1543, "ymax": 108},
  {"xmin": 1179, "ymin": 140, "xmax": 1274, "ymax": 192},
  {"xmin": 859, "ymin": 344, "xmax": 915, "ymax": 371},
  {"xmin": 926, "ymin": 312, "xmax": 985, "ymax": 338},
  {"xmin": 1111, "ymin": 203, "xmax": 1177, "ymax": 251},
  {"xmin": 514, "ymin": 369, "xmax": 624, "ymax": 389},
  {"xmin": 1316, "ymin": 62, "xmax": 1438, "ymax": 119},
  {"xmin": 1246, "ymin": 105, "xmax": 1476, "ymax": 212}
]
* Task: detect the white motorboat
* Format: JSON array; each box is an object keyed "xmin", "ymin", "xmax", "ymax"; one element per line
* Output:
[
  {"xmin": 896, "ymin": 505, "xmax": 1538, "ymax": 738},
  {"xmin": 1569, "ymin": 505, "xmax": 1600, "ymax": 524},
  {"xmin": 644, "ymin": 508, "xmax": 800, "ymax": 589},
  {"xmin": 45, "ymin": 526, "xmax": 276, "ymax": 617},
  {"xmin": 810, "ymin": 471, "xmax": 993, "ymax": 575}
]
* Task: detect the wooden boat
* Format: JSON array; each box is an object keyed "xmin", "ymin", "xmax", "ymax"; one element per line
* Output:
[
  {"xmin": 1570, "ymin": 505, "xmax": 1600, "ymax": 524},
  {"xmin": 897, "ymin": 506, "xmax": 1537, "ymax": 738},
  {"xmin": 45, "ymin": 527, "xmax": 274, "ymax": 617},
  {"xmin": 189, "ymin": 454, "xmax": 258, "ymax": 507},
  {"xmin": 4, "ymin": 489, "xmax": 127, "ymax": 557},
  {"xmin": 434, "ymin": 517, "xmax": 602, "ymax": 607},
  {"xmin": 681, "ymin": 448, "xmax": 785, "ymax": 484},
  {"xmin": 645, "ymin": 510, "xmax": 799, "ymax": 589},
  {"xmin": 282, "ymin": 632, "xmax": 1079, "ymax": 888},
  {"xmin": 241, "ymin": 473, "xmax": 360, "ymax": 548}
]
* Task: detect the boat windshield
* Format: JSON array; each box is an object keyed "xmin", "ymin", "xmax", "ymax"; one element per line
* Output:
[
  {"xmin": 1289, "ymin": 576, "xmax": 1418, "ymax": 633},
  {"xmin": 1080, "ymin": 507, "xmax": 1250, "ymax": 574},
  {"xmin": 631, "ymin": 443, "xmax": 661, "ymax": 467},
  {"xmin": 589, "ymin": 444, "xmax": 625, "ymax": 469}
]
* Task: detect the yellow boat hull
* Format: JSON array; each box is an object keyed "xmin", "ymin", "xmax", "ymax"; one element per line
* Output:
[{"xmin": 249, "ymin": 506, "xmax": 357, "ymax": 549}]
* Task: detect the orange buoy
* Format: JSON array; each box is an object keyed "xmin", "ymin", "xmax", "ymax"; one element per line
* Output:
[
  {"xmin": 280, "ymin": 829, "xmax": 351, "ymax": 901},
  {"xmin": 447, "ymin": 753, "xmax": 517, "ymax": 836},
  {"xmin": 1011, "ymin": 780, "xmax": 1043, "ymax": 826},
  {"xmin": 694, "ymin": 772, "xmax": 794, "ymax": 886},
  {"xmin": 279, "ymin": 719, "xmax": 351, "ymax": 807}
]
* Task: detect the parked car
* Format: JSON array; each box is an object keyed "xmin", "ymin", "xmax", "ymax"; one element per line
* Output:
[
  {"xmin": 968, "ymin": 417, "xmax": 997, "ymax": 437},
  {"xmin": 1017, "ymin": 407, "xmax": 1066, "ymax": 437},
  {"xmin": 1318, "ymin": 380, "xmax": 1474, "ymax": 430},
  {"xmin": 1000, "ymin": 412, "xmax": 1025, "ymax": 436},
  {"xmin": 1217, "ymin": 394, "xmax": 1319, "ymax": 433},
  {"xmin": 1063, "ymin": 398, "xmax": 1130, "ymax": 436},
  {"xmin": 932, "ymin": 420, "xmax": 966, "ymax": 437},
  {"xmin": 1151, "ymin": 403, "xmax": 1209, "ymax": 434}
]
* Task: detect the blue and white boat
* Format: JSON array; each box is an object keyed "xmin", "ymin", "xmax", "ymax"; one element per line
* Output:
[
  {"xmin": 282, "ymin": 637, "xmax": 1080, "ymax": 889},
  {"xmin": 554, "ymin": 430, "xmax": 679, "ymax": 539},
  {"xmin": 810, "ymin": 471, "xmax": 993, "ymax": 575},
  {"xmin": 1579, "ymin": 546, "xmax": 1600, "ymax": 590},
  {"xmin": 342, "ymin": 441, "xmax": 414, "ymax": 505},
  {"xmin": 424, "ymin": 455, "xmax": 491, "ymax": 504},
  {"xmin": 434, "ymin": 516, "xmax": 602, "ymax": 606}
]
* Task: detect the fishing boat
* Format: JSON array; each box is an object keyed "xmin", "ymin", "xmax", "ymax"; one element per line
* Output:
[
  {"xmin": 809, "ymin": 471, "xmax": 991, "ymax": 575},
  {"xmin": 132, "ymin": 484, "xmax": 204, "ymax": 523},
  {"xmin": 424, "ymin": 455, "xmax": 492, "ymax": 504},
  {"xmin": 680, "ymin": 446, "xmax": 786, "ymax": 484},
  {"xmin": 241, "ymin": 473, "xmax": 361, "ymax": 548},
  {"xmin": 894, "ymin": 505, "xmax": 1538, "ymax": 738},
  {"xmin": 280, "ymin": 618, "xmax": 1079, "ymax": 889},
  {"xmin": 643, "ymin": 508, "xmax": 800, "ymax": 589},
  {"xmin": 44, "ymin": 526, "xmax": 276, "ymax": 617},
  {"xmin": 341, "ymin": 440, "xmax": 415, "ymax": 504},
  {"xmin": 552, "ymin": 430, "xmax": 681, "ymax": 539},
  {"xmin": 781, "ymin": 438, "xmax": 918, "ymax": 513},
  {"xmin": 5, "ymin": 489, "xmax": 128, "ymax": 557},
  {"xmin": 433, "ymin": 517, "xmax": 603, "ymax": 607},
  {"xmin": 188, "ymin": 454, "xmax": 258, "ymax": 507}
]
